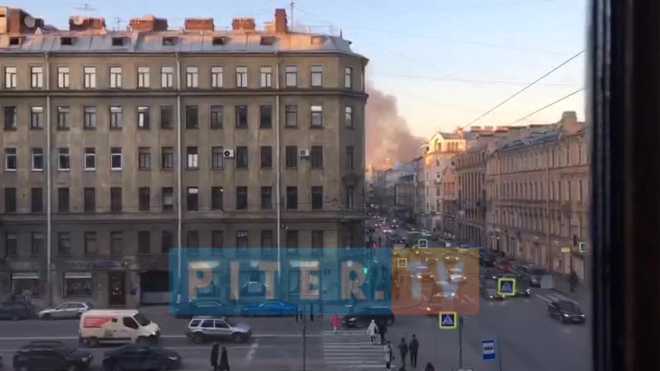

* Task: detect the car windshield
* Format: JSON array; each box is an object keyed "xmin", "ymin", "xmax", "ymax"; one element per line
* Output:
[
  {"xmin": 559, "ymin": 302, "xmax": 581, "ymax": 312},
  {"xmin": 133, "ymin": 313, "xmax": 151, "ymax": 326}
]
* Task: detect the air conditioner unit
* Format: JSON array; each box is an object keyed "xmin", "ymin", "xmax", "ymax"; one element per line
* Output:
[
  {"xmin": 299, "ymin": 149, "xmax": 310, "ymax": 158},
  {"xmin": 223, "ymin": 149, "xmax": 235, "ymax": 158}
]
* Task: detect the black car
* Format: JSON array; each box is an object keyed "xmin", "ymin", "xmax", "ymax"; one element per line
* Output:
[
  {"xmin": 547, "ymin": 300, "xmax": 586, "ymax": 324},
  {"xmin": 0, "ymin": 301, "xmax": 33, "ymax": 320},
  {"xmin": 175, "ymin": 300, "xmax": 233, "ymax": 318},
  {"xmin": 13, "ymin": 341, "xmax": 92, "ymax": 371},
  {"xmin": 518, "ymin": 265, "xmax": 547, "ymax": 287},
  {"xmin": 103, "ymin": 345, "xmax": 181, "ymax": 371},
  {"xmin": 342, "ymin": 307, "xmax": 395, "ymax": 328}
]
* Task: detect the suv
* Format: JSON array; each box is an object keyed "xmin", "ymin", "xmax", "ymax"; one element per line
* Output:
[
  {"xmin": 13, "ymin": 341, "xmax": 92, "ymax": 371},
  {"xmin": 185, "ymin": 316, "xmax": 251, "ymax": 344},
  {"xmin": 0, "ymin": 300, "xmax": 33, "ymax": 320}
]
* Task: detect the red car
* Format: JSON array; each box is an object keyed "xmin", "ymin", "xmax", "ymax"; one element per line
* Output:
[{"xmin": 495, "ymin": 259, "xmax": 514, "ymax": 272}]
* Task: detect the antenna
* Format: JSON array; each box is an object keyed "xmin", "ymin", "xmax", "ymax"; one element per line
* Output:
[
  {"xmin": 75, "ymin": 2, "xmax": 97, "ymax": 13},
  {"xmin": 113, "ymin": 17, "xmax": 124, "ymax": 31},
  {"xmin": 290, "ymin": 0, "xmax": 295, "ymax": 31}
]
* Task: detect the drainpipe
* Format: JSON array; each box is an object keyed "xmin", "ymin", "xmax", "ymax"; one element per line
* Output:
[
  {"xmin": 275, "ymin": 52, "xmax": 281, "ymax": 283},
  {"xmin": 546, "ymin": 146, "xmax": 551, "ymax": 271},
  {"xmin": 175, "ymin": 52, "xmax": 183, "ymax": 296},
  {"xmin": 45, "ymin": 52, "xmax": 53, "ymax": 306}
]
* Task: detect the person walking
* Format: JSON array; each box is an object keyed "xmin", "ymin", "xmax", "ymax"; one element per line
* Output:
[
  {"xmin": 366, "ymin": 319, "xmax": 378, "ymax": 344},
  {"xmin": 384, "ymin": 340, "xmax": 394, "ymax": 370},
  {"xmin": 409, "ymin": 334, "xmax": 419, "ymax": 369},
  {"xmin": 398, "ymin": 337, "xmax": 408, "ymax": 369},
  {"xmin": 424, "ymin": 362, "xmax": 435, "ymax": 371},
  {"xmin": 331, "ymin": 313, "xmax": 340, "ymax": 334},
  {"xmin": 218, "ymin": 346, "xmax": 230, "ymax": 371},
  {"xmin": 569, "ymin": 269, "xmax": 579, "ymax": 293},
  {"xmin": 378, "ymin": 321, "xmax": 388, "ymax": 345},
  {"xmin": 210, "ymin": 342, "xmax": 220, "ymax": 371}
]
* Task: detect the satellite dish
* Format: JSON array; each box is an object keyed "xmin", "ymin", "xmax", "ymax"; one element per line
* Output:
[
  {"xmin": 24, "ymin": 16, "xmax": 35, "ymax": 28},
  {"xmin": 73, "ymin": 16, "xmax": 85, "ymax": 26}
]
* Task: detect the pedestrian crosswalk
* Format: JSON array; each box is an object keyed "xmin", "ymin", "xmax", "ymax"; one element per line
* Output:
[
  {"xmin": 322, "ymin": 330, "xmax": 394, "ymax": 370},
  {"xmin": 534, "ymin": 291, "xmax": 571, "ymax": 303}
]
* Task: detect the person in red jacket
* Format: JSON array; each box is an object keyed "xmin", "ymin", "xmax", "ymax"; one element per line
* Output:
[{"xmin": 331, "ymin": 313, "xmax": 340, "ymax": 333}]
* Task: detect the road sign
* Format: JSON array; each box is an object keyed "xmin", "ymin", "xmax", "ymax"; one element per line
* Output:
[
  {"xmin": 397, "ymin": 258, "xmax": 407, "ymax": 268},
  {"xmin": 418, "ymin": 239, "xmax": 429, "ymax": 248},
  {"xmin": 579, "ymin": 242, "xmax": 586, "ymax": 253},
  {"xmin": 497, "ymin": 277, "xmax": 516, "ymax": 296},
  {"xmin": 561, "ymin": 246, "xmax": 571, "ymax": 253},
  {"xmin": 439, "ymin": 311, "xmax": 457, "ymax": 329},
  {"xmin": 482, "ymin": 339, "xmax": 496, "ymax": 360}
]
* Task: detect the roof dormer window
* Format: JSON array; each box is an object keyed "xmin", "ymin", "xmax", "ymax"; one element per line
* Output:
[
  {"xmin": 260, "ymin": 36, "xmax": 275, "ymax": 45},
  {"xmin": 9, "ymin": 37, "xmax": 21, "ymax": 46},
  {"xmin": 112, "ymin": 37, "xmax": 124, "ymax": 46},
  {"xmin": 212, "ymin": 37, "xmax": 225, "ymax": 45},
  {"xmin": 60, "ymin": 37, "xmax": 74, "ymax": 46},
  {"xmin": 162, "ymin": 37, "xmax": 177, "ymax": 46}
]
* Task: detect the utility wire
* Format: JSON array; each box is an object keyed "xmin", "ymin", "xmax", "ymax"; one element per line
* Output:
[
  {"xmin": 375, "ymin": 73, "xmax": 581, "ymax": 87},
  {"xmin": 460, "ymin": 50, "xmax": 584, "ymax": 129},
  {"xmin": 508, "ymin": 87, "xmax": 585, "ymax": 125}
]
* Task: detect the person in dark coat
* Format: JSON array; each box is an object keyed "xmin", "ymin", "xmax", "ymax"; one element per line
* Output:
[
  {"xmin": 409, "ymin": 334, "xmax": 419, "ymax": 369},
  {"xmin": 210, "ymin": 342, "xmax": 220, "ymax": 371},
  {"xmin": 398, "ymin": 337, "xmax": 408, "ymax": 369},
  {"xmin": 378, "ymin": 321, "xmax": 388, "ymax": 345},
  {"xmin": 424, "ymin": 362, "xmax": 435, "ymax": 371},
  {"xmin": 218, "ymin": 346, "xmax": 230, "ymax": 371}
]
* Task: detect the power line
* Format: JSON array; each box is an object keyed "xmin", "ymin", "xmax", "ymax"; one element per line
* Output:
[
  {"xmin": 460, "ymin": 50, "xmax": 584, "ymax": 129},
  {"xmin": 508, "ymin": 87, "xmax": 585, "ymax": 125},
  {"xmin": 375, "ymin": 73, "xmax": 581, "ymax": 88}
]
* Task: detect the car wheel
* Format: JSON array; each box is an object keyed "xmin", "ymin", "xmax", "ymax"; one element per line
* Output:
[
  {"xmin": 11, "ymin": 314, "xmax": 19, "ymax": 321},
  {"xmin": 231, "ymin": 333, "xmax": 244, "ymax": 343},
  {"xmin": 42, "ymin": 313, "xmax": 51, "ymax": 320},
  {"xmin": 547, "ymin": 309, "xmax": 553, "ymax": 317},
  {"xmin": 76, "ymin": 312, "xmax": 82, "ymax": 319},
  {"xmin": 67, "ymin": 364, "xmax": 79, "ymax": 371},
  {"xmin": 87, "ymin": 337, "xmax": 99, "ymax": 347},
  {"xmin": 192, "ymin": 332, "xmax": 205, "ymax": 344},
  {"xmin": 158, "ymin": 361, "xmax": 169, "ymax": 371},
  {"xmin": 137, "ymin": 336, "xmax": 150, "ymax": 345},
  {"xmin": 559, "ymin": 316, "xmax": 566, "ymax": 324}
]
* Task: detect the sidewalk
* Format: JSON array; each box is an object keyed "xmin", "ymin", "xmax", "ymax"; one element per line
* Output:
[{"xmin": 551, "ymin": 273, "xmax": 591, "ymax": 306}]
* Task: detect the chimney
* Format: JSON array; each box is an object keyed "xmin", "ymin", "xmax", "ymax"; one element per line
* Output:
[
  {"xmin": 69, "ymin": 16, "xmax": 106, "ymax": 31},
  {"xmin": 129, "ymin": 15, "xmax": 168, "ymax": 32},
  {"xmin": 184, "ymin": 18, "xmax": 214, "ymax": 31},
  {"xmin": 274, "ymin": 8, "xmax": 287, "ymax": 33},
  {"xmin": 232, "ymin": 17, "xmax": 256, "ymax": 31},
  {"xmin": 1, "ymin": 7, "xmax": 42, "ymax": 34},
  {"xmin": 559, "ymin": 111, "xmax": 580, "ymax": 134}
]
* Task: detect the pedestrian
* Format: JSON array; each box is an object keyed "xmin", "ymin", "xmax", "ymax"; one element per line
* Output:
[
  {"xmin": 424, "ymin": 362, "xmax": 435, "ymax": 371},
  {"xmin": 366, "ymin": 319, "xmax": 378, "ymax": 344},
  {"xmin": 569, "ymin": 270, "xmax": 579, "ymax": 293},
  {"xmin": 378, "ymin": 321, "xmax": 388, "ymax": 345},
  {"xmin": 409, "ymin": 334, "xmax": 419, "ymax": 369},
  {"xmin": 210, "ymin": 342, "xmax": 219, "ymax": 371},
  {"xmin": 331, "ymin": 313, "xmax": 340, "ymax": 334},
  {"xmin": 218, "ymin": 346, "xmax": 230, "ymax": 371},
  {"xmin": 384, "ymin": 340, "xmax": 394, "ymax": 370},
  {"xmin": 398, "ymin": 337, "xmax": 408, "ymax": 369}
]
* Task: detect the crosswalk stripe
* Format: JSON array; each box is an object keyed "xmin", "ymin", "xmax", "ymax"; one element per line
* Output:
[{"xmin": 535, "ymin": 294, "xmax": 552, "ymax": 303}]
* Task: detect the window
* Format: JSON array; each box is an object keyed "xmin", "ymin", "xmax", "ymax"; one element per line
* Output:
[
  {"xmin": 212, "ymin": 231, "xmax": 224, "ymax": 254},
  {"xmin": 344, "ymin": 67, "xmax": 353, "ymax": 88},
  {"xmin": 285, "ymin": 65, "xmax": 298, "ymax": 87},
  {"xmin": 110, "ymin": 232, "xmax": 123, "ymax": 255},
  {"xmin": 84, "ymin": 232, "xmax": 98, "ymax": 255},
  {"xmin": 261, "ymin": 146, "xmax": 272, "ymax": 168},
  {"xmin": 310, "ymin": 105, "xmax": 323, "ymax": 127},
  {"xmin": 261, "ymin": 186, "xmax": 272, "ymax": 210},
  {"xmin": 162, "ymin": 147, "xmax": 174, "ymax": 169},
  {"xmin": 187, "ymin": 187, "xmax": 199, "ymax": 211},
  {"xmin": 4, "ymin": 67, "xmax": 17, "ymax": 88},
  {"xmin": 211, "ymin": 66, "xmax": 223, "ymax": 88},
  {"xmin": 260, "ymin": 105, "xmax": 272, "ymax": 128},
  {"xmin": 186, "ymin": 106, "xmax": 198, "ymax": 129},
  {"xmin": 82, "ymin": 67, "xmax": 95, "ymax": 88},
  {"xmin": 186, "ymin": 66, "xmax": 199, "ymax": 88},
  {"xmin": 58, "ymin": 232, "xmax": 71, "ymax": 256},
  {"xmin": 57, "ymin": 67, "xmax": 70, "ymax": 88},
  {"xmin": 109, "ymin": 67, "xmax": 122, "ymax": 88},
  {"xmin": 236, "ymin": 186, "xmax": 248, "ymax": 210},
  {"xmin": 4, "ymin": 106, "xmax": 16, "ymax": 129},
  {"xmin": 346, "ymin": 146, "xmax": 354, "ymax": 168},
  {"xmin": 260, "ymin": 66, "xmax": 272, "ymax": 88},
  {"xmin": 138, "ymin": 66, "xmax": 150, "ymax": 88},
  {"xmin": 139, "ymin": 187, "xmax": 150, "ymax": 211},
  {"xmin": 162, "ymin": 187, "xmax": 174, "ymax": 211},
  {"xmin": 286, "ymin": 146, "xmax": 298, "ymax": 168},
  {"xmin": 5, "ymin": 233, "xmax": 17, "ymax": 256},
  {"xmin": 161, "ymin": 106, "xmax": 173, "ymax": 129},
  {"xmin": 345, "ymin": 106, "xmax": 354, "ymax": 128},
  {"xmin": 162, "ymin": 231, "xmax": 174, "ymax": 253},
  {"xmin": 312, "ymin": 230, "xmax": 324, "ymax": 252},
  {"xmin": 187, "ymin": 147, "xmax": 199, "ymax": 169},
  {"xmin": 31, "ymin": 188, "xmax": 43, "ymax": 212},
  {"xmin": 285, "ymin": 105, "xmax": 297, "ymax": 127},
  {"xmin": 286, "ymin": 230, "xmax": 298, "ymax": 253},
  {"xmin": 311, "ymin": 65, "xmax": 323, "ymax": 87},
  {"xmin": 58, "ymin": 188, "xmax": 69, "ymax": 213},
  {"xmin": 236, "ymin": 66, "xmax": 248, "ymax": 88},
  {"xmin": 110, "ymin": 106, "xmax": 123, "ymax": 129},
  {"xmin": 84, "ymin": 188, "xmax": 95, "ymax": 212},
  {"xmin": 346, "ymin": 185, "xmax": 355, "ymax": 209},
  {"xmin": 31, "ymin": 232, "xmax": 44, "ymax": 256},
  {"xmin": 261, "ymin": 230, "xmax": 274, "ymax": 252},
  {"xmin": 57, "ymin": 106, "xmax": 70, "ymax": 129},
  {"xmin": 311, "ymin": 146, "xmax": 323, "ymax": 168},
  {"xmin": 83, "ymin": 106, "xmax": 96, "ymax": 129},
  {"xmin": 110, "ymin": 187, "xmax": 122, "ymax": 212},
  {"xmin": 138, "ymin": 148, "xmax": 151, "ymax": 170},
  {"xmin": 286, "ymin": 187, "xmax": 298, "ymax": 210},
  {"xmin": 579, "ymin": 180, "xmax": 584, "ymax": 201},
  {"xmin": 31, "ymin": 148, "xmax": 43, "ymax": 171},
  {"xmin": 138, "ymin": 231, "xmax": 150, "ymax": 255},
  {"xmin": 236, "ymin": 105, "xmax": 248, "ymax": 128},
  {"xmin": 211, "ymin": 187, "xmax": 224, "ymax": 210},
  {"xmin": 30, "ymin": 66, "xmax": 44, "ymax": 88},
  {"xmin": 210, "ymin": 106, "xmax": 223, "ymax": 129},
  {"xmin": 161, "ymin": 67, "xmax": 174, "ymax": 88},
  {"xmin": 83, "ymin": 148, "xmax": 96, "ymax": 171},
  {"xmin": 236, "ymin": 230, "xmax": 248, "ymax": 252},
  {"xmin": 4, "ymin": 188, "xmax": 16, "ymax": 213},
  {"xmin": 162, "ymin": 37, "xmax": 176, "ymax": 46},
  {"xmin": 137, "ymin": 106, "xmax": 150, "ymax": 129},
  {"xmin": 211, "ymin": 147, "xmax": 224, "ymax": 169},
  {"xmin": 236, "ymin": 146, "xmax": 248, "ymax": 168},
  {"xmin": 110, "ymin": 148, "xmax": 122, "ymax": 170},
  {"xmin": 312, "ymin": 186, "xmax": 323, "ymax": 210}
]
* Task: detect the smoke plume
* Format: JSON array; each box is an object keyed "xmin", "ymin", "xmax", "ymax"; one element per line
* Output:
[{"xmin": 366, "ymin": 85, "xmax": 425, "ymax": 169}]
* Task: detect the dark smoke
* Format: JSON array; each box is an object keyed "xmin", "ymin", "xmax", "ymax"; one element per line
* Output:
[{"xmin": 366, "ymin": 85, "xmax": 425, "ymax": 168}]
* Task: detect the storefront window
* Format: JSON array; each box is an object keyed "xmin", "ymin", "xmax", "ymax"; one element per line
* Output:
[
  {"xmin": 11, "ymin": 272, "xmax": 40, "ymax": 297},
  {"xmin": 64, "ymin": 272, "xmax": 92, "ymax": 297}
]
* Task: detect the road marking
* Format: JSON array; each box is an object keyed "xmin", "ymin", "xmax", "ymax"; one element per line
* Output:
[
  {"xmin": 535, "ymin": 294, "xmax": 553, "ymax": 303},
  {"xmin": 246, "ymin": 340, "xmax": 259, "ymax": 362},
  {"xmin": 0, "ymin": 334, "xmax": 320, "ymax": 341},
  {"xmin": 0, "ymin": 345, "xmax": 263, "ymax": 352}
]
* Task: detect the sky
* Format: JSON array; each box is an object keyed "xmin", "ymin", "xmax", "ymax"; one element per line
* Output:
[{"xmin": 13, "ymin": 0, "xmax": 587, "ymax": 138}]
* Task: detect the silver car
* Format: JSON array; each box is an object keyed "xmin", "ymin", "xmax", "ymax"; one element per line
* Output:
[
  {"xmin": 186, "ymin": 316, "xmax": 252, "ymax": 344},
  {"xmin": 38, "ymin": 301, "xmax": 92, "ymax": 319}
]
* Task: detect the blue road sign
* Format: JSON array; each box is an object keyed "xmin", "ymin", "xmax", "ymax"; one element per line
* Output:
[
  {"xmin": 497, "ymin": 277, "xmax": 516, "ymax": 296},
  {"xmin": 482, "ymin": 339, "xmax": 496, "ymax": 360},
  {"xmin": 439, "ymin": 311, "xmax": 457, "ymax": 329}
]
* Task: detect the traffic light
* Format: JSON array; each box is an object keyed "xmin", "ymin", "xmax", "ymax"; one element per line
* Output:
[{"xmin": 363, "ymin": 267, "xmax": 369, "ymax": 274}]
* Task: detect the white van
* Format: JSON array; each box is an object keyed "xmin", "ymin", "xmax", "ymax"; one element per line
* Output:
[{"xmin": 79, "ymin": 309, "xmax": 161, "ymax": 347}]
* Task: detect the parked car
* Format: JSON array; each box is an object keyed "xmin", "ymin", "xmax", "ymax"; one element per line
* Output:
[
  {"xmin": 495, "ymin": 258, "xmax": 515, "ymax": 272},
  {"xmin": 548, "ymin": 300, "xmax": 586, "ymax": 324},
  {"xmin": 480, "ymin": 280, "xmax": 505, "ymax": 301},
  {"xmin": 342, "ymin": 306, "xmax": 395, "ymax": 328},
  {"xmin": 240, "ymin": 300, "xmax": 297, "ymax": 317},
  {"xmin": 79, "ymin": 310, "xmax": 161, "ymax": 347},
  {"xmin": 102, "ymin": 345, "xmax": 181, "ymax": 371},
  {"xmin": 12, "ymin": 341, "xmax": 92, "ymax": 371},
  {"xmin": 175, "ymin": 299, "xmax": 233, "ymax": 318},
  {"xmin": 0, "ymin": 300, "xmax": 33, "ymax": 320},
  {"xmin": 39, "ymin": 302, "xmax": 92, "ymax": 320},
  {"xmin": 185, "ymin": 316, "xmax": 252, "ymax": 344},
  {"xmin": 518, "ymin": 265, "xmax": 547, "ymax": 287}
]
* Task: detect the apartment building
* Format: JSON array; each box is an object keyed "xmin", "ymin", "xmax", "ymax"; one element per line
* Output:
[{"xmin": 0, "ymin": 7, "xmax": 368, "ymax": 306}]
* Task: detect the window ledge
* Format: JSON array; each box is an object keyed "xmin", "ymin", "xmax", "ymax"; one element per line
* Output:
[
  {"xmin": 310, "ymin": 126, "xmax": 324, "ymax": 130},
  {"xmin": 3, "ymin": 128, "xmax": 17, "ymax": 131}
]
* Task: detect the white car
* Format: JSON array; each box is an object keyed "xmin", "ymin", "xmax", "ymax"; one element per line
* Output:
[{"xmin": 39, "ymin": 301, "xmax": 92, "ymax": 319}]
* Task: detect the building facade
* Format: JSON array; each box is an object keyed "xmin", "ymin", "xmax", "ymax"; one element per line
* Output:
[
  {"xmin": 0, "ymin": 7, "xmax": 368, "ymax": 306},
  {"xmin": 438, "ymin": 166, "xmax": 457, "ymax": 240}
]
